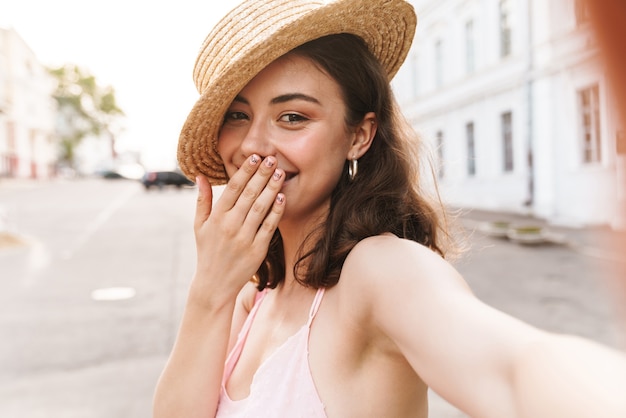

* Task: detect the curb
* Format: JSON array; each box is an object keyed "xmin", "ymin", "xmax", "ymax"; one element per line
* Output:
[{"xmin": 462, "ymin": 218, "xmax": 626, "ymax": 264}]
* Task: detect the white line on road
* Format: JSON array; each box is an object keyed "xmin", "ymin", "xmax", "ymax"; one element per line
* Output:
[
  {"xmin": 91, "ymin": 286, "xmax": 137, "ymax": 301},
  {"xmin": 61, "ymin": 184, "xmax": 139, "ymax": 260}
]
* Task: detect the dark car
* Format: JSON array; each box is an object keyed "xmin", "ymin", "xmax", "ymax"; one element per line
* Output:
[{"xmin": 141, "ymin": 171, "xmax": 195, "ymax": 190}]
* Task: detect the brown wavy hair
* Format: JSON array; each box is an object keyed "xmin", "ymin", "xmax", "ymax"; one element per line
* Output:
[{"xmin": 254, "ymin": 34, "xmax": 451, "ymax": 290}]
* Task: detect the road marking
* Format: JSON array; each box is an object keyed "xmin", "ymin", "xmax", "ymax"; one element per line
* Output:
[
  {"xmin": 91, "ymin": 286, "xmax": 136, "ymax": 301},
  {"xmin": 61, "ymin": 184, "xmax": 138, "ymax": 259}
]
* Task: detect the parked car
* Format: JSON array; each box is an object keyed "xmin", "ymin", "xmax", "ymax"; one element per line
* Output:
[
  {"xmin": 100, "ymin": 170, "xmax": 124, "ymax": 179},
  {"xmin": 141, "ymin": 171, "xmax": 195, "ymax": 190}
]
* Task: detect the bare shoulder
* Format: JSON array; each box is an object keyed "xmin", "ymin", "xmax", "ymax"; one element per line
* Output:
[
  {"xmin": 346, "ymin": 233, "xmax": 437, "ymax": 262},
  {"xmin": 334, "ymin": 234, "xmax": 474, "ymax": 334},
  {"xmin": 341, "ymin": 234, "xmax": 469, "ymax": 296}
]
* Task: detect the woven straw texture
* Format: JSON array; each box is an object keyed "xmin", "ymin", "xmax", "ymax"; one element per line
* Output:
[{"xmin": 178, "ymin": 0, "xmax": 417, "ymax": 185}]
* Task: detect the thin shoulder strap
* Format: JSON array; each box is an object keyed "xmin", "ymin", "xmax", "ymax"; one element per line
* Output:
[
  {"xmin": 222, "ymin": 289, "xmax": 268, "ymax": 383},
  {"xmin": 306, "ymin": 288, "xmax": 325, "ymax": 327}
]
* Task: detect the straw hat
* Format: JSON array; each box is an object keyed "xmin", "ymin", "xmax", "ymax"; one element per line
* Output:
[{"xmin": 178, "ymin": 0, "xmax": 417, "ymax": 185}]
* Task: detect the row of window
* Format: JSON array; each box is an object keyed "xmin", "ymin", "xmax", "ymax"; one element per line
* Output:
[
  {"xmin": 433, "ymin": 0, "xmax": 512, "ymax": 88},
  {"xmin": 434, "ymin": 110, "xmax": 514, "ymax": 179},
  {"xmin": 434, "ymin": 83, "xmax": 602, "ymax": 179},
  {"xmin": 431, "ymin": 0, "xmax": 589, "ymax": 89}
]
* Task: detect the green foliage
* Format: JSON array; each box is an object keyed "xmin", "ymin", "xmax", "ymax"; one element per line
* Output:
[{"xmin": 48, "ymin": 64, "xmax": 124, "ymax": 166}]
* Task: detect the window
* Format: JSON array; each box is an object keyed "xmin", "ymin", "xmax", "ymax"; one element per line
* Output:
[
  {"xmin": 466, "ymin": 122, "xmax": 476, "ymax": 176},
  {"xmin": 436, "ymin": 131, "xmax": 445, "ymax": 178},
  {"xmin": 7, "ymin": 121, "xmax": 16, "ymax": 150},
  {"xmin": 465, "ymin": 20, "xmax": 475, "ymax": 74},
  {"xmin": 578, "ymin": 84, "xmax": 602, "ymax": 163},
  {"xmin": 29, "ymin": 129, "xmax": 37, "ymax": 155},
  {"xmin": 499, "ymin": 0, "xmax": 512, "ymax": 58},
  {"xmin": 575, "ymin": 0, "xmax": 591, "ymax": 26},
  {"xmin": 501, "ymin": 111, "xmax": 514, "ymax": 172},
  {"xmin": 434, "ymin": 39, "xmax": 443, "ymax": 88}
]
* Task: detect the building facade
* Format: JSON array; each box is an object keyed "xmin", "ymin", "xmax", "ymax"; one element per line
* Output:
[
  {"xmin": 0, "ymin": 27, "xmax": 57, "ymax": 179},
  {"xmin": 395, "ymin": 0, "xmax": 625, "ymax": 227}
]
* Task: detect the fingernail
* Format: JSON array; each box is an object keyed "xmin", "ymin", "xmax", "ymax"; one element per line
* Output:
[
  {"xmin": 196, "ymin": 176, "xmax": 205, "ymax": 194},
  {"xmin": 273, "ymin": 169, "xmax": 282, "ymax": 181},
  {"xmin": 250, "ymin": 155, "xmax": 259, "ymax": 165},
  {"xmin": 265, "ymin": 157, "xmax": 275, "ymax": 167},
  {"xmin": 276, "ymin": 194, "xmax": 285, "ymax": 204}
]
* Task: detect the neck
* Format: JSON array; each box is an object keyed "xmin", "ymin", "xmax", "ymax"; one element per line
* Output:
[{"xmin": 277, "ymin": 211, "xmax": 327, "ymax": 289}]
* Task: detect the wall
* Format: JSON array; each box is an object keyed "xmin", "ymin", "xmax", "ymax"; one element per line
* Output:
[{"xmin": 397, "ymin": 0, "xmax": 621, "ymax": 227}]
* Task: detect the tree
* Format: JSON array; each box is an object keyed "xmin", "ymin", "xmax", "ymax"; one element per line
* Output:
[{"xmin": 48, "ymin": 64, "xmax": 124, "ymax": 168}]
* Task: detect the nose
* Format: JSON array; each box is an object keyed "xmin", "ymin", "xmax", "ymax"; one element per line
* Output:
[{"xmin": 239, "ymin": 118, "xmax": 276, "ymax": 159}]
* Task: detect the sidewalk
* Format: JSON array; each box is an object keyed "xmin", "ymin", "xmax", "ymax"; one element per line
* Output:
[{"xmin": 457, "ymin": 207, "xmax": 626, "ymax": 265}]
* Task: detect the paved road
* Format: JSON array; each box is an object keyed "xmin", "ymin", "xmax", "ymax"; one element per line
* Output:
[
  {"xmin": 0, "ymin": 178, "xmax": 199, "ymax": 418},
  {"xmin": 0, "ymin": 178, "xmax": 623, "ymax": 418}
]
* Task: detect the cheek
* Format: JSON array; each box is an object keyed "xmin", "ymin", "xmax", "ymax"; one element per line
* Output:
[
  {"xmin": 215, "ymin": 137, "xmax": 242, "ymax": 180},
  {"xmin": 216, "ymin": 130, "xmax": 239, "ymax": 160},
  {"xmin": 300, "ymin": 135, "xmax": 350, "ymax": 178}
]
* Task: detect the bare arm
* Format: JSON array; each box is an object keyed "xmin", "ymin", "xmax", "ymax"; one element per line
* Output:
[
  {"xmin": 347, "ymin": 235, "xmax": 626, "ymax": 418},
  {"xmin": 153, "ymin": 156, "xmax": 285, "ymax": 418},
  {"xmin": 513, "ymin": 333, "xmax": 626, "ymax": 417},
  {"xmin": 153, "ymin": 280, "xmax": 258, "ymax": 418},
  {"xmin": 152, "ymin": 289, "xmax": 236, "ymax": 418}
]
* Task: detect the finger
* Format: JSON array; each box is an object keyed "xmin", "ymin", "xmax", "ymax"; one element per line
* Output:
[
  {"xmin": 194, "ymin": 175, "xmax": 213, "ymax": 232},
  {"xmin": 241, "ymin": 167, "xmax": 284, "ymax": 235},
  {"xmin": 231, "ymin": 156, "xmax": 278, "ymax": 217},
  {"xmin": 253, "ymin": 192, "xmax": 286, "ymax": 248},
  {"xmin": 214, "ymin": 154, "xmax": 261, "ymax": 211}
]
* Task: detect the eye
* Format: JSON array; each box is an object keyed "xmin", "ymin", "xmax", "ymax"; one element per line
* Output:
[
  {"xmin": 224, "ymin": 111, "xmax": 249, "ymax": 123},
  {"xmin": 279, "ymin": 113, "xmax": 308, "ymax": 123}
]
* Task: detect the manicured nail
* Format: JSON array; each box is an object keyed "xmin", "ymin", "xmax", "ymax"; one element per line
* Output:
[
  {"xmin": 273, "ymin": 169, "xmax": 282, "ymax": 181},
  {"xmin": 276, "ymin": 194, "xmax": 285, "ymax": 204},
  {"xmin": 196, "ymin": 175, "xmax": 207, "ymax": 194},
  {"xmin": 250, "ymin": 155, "xmax": 259, "ymax": 165},
  {"xmin": 265, "ymin": 157, "xmax": 275, "ymax": 167}
]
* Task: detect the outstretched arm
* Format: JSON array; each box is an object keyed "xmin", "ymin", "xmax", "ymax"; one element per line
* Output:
[
  {"xmin": 153, "ymin": 156, "xmax": 286, "ymax": 418},
  {"xmin": 513, "ymin": 332, "xmax": 626, "ymax": 417},
  {"xmin": 349, "ymin": 235, "xmax": 626, "ymax": 418}
]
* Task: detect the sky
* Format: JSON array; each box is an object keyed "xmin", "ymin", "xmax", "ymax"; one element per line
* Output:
[{"xmin": 1, "ymin": 0, "xmax": 244, "ymax": 170}]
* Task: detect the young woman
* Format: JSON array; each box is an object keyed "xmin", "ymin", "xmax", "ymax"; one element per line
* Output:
[{"xmin": 154, "ymin": 0, "xmax": 626, "ymax": 417}]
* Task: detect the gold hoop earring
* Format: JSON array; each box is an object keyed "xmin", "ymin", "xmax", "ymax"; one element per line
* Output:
[{"xmin": 348, "ymin": 159, "xmax": 358, "ymax": 181}]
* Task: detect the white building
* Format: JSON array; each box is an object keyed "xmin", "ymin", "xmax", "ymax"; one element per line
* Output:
[
  {"xmin": 395, "ymin": 0, "xmax": 625, "ymax": 228},
  {"xmin": 0, "ymin": 27, "xmax": 57, "ymax": 179}
]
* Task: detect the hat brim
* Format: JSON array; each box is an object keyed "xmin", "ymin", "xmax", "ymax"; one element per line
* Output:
[{"xmin": 178, "ymin": 0, "xmax": 417, "ymax": 185}]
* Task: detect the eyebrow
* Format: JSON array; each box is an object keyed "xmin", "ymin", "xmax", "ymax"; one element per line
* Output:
[
  {"xmin": 271, "ymin": 93, "xmax": 321, "ymax": 105},
  {"xmin": 232, "ymin": 93, "xmax": 321, "ymax": 106}
]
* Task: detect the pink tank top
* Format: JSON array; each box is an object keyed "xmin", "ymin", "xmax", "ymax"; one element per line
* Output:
[{"xmin": 216, "ymin": 288, "xmax": 327, "ymax": 418}]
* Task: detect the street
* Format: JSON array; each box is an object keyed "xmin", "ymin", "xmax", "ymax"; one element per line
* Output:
[
  {"xmin": 0, "ymin": 178, "xmax": 198, "ymax": 418},
  {"xmin": 0, "ymin": 178, "xmax": 624, "ymax": 418}
]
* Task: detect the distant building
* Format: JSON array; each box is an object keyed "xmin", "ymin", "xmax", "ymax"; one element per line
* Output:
[
  {"xmin": 0, "ymin": 27, "xmax": 57, "ymax": 179},
  {"xmin": 395, "ymin": 0, "xmax": 625, "ymax": 228}
]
